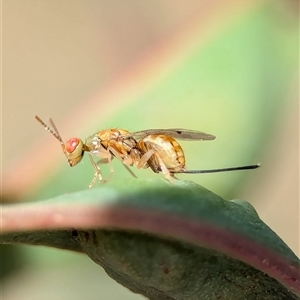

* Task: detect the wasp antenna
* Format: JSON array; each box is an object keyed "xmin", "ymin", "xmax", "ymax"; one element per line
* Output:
[
  {"xmin": 49, "ymin": 118, "xmax": 63, "ymax": 142},
  {"xmin": 35, "ymin": 115, "xmax": 64, "ymax": 145},
  {"xmin": 175, "ymin": 163, "xmax": 260, "ymax": 174}
]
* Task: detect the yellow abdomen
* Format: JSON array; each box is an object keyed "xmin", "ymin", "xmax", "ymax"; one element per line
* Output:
[{"xmin": 138, "ymin": 135, "xmax": 185, "ymax": 172}]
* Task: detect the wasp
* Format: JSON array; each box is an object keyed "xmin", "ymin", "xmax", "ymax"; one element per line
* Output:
[{"xmin": 35, "ymin": 116, "xmax": 259, "ymax": 187}]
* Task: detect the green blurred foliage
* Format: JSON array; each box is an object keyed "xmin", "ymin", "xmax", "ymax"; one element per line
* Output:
[{"xmin": 3, "ymin": 2, "xmax": 298, "ymax": 300}]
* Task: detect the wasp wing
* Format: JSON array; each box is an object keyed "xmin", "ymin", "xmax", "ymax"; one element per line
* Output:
[{"xmin": 124, "ymin": 129, "xmax": 215, "ymax": 141}]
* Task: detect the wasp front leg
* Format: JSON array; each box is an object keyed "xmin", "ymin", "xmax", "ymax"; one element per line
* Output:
[
  {"xmin": 96, "ymin": 147, "xmax": 116, "ymax": 183},
  {"xmin": 88, "ymin": 153, "xmax": 104, "ymax": 188}
]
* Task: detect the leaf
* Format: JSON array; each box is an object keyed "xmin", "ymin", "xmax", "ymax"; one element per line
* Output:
[{"xmin": 1, "ymin": 179, "xmax": 299, "ymax": 299}]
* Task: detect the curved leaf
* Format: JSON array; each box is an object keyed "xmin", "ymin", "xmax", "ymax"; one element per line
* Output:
[{"xmin": 1, "ymin": 179, "xmax": 299, "ymax": 299}]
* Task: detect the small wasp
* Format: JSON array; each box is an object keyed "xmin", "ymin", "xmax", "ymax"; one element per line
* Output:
[{"xmin": 35, "ymin": 116, "xmax": 259, "ymax": 187}]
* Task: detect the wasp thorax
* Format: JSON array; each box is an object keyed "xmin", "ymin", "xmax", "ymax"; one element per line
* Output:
[{"xmin": 64, "ymin": 138, "xmax": 84, "ymax": 166}]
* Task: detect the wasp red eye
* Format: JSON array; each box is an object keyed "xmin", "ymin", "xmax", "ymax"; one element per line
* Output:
[{"xmin": 66, "ymin": 138, "xmax": 80, "ymax": 153}]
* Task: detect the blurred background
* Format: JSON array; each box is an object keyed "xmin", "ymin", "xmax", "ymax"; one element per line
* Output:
[{"xmin": 2, "ymin": 0, "xmax": 299, "ymax": 299}]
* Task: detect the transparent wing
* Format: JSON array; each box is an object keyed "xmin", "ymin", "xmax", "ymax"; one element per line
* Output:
[{"xmin": 123, "ymin": 128, "xmax": 216, "ymax": 141}]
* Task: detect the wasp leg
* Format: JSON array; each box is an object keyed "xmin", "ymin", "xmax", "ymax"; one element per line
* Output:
[
  {"xmin": 138, "ymin": 150, "xmax": 175, "ymax": 183},
  {"xmin": 137, "ymin": 149, "xmax": 154, "ymax": 169},
  {"xmin": 88, "ymin": 153, "xmax": 104, "ymax": 188},
  {"xmin": 94, "ymin": 147, "xmax": 115, "ymax": 183},
  {"xmin": 96, "ymin": 157, "xmax": 110, "ymax": 164},
  {"xmin": 155, "ymin": 153, "xmax": 175, "ymax": 183},
  {"xmin": 107, "ymin": 146, "xmax": 138, "ymax": 179},
  {"xmin": 123, "ymin": 164, "xmax": 138, "ymax": 178}
]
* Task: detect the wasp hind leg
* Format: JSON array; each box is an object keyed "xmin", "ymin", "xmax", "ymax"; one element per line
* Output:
[{"xmin": 138, "ymin": 149, "xmax": 175, "ymax": 183}]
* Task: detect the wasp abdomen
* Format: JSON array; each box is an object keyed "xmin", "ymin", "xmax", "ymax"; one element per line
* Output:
[{"xmin": 138, "ymin": 134, "xmax": 185, "ymax": 172}]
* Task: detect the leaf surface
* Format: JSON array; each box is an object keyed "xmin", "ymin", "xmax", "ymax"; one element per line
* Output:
[{"xmin": 1, "ymin": 179, "xmax": 299, "ymax": 299}]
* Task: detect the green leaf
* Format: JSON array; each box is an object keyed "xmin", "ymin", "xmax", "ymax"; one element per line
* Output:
[{"xmin": 1, "ymin": 179, "xmax": 299, "ymax": 299}]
